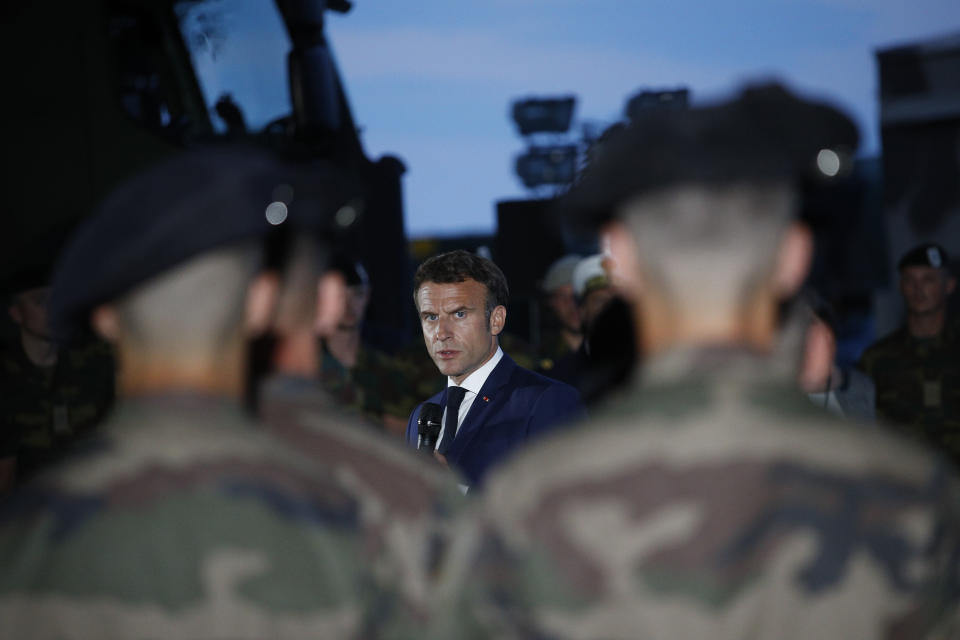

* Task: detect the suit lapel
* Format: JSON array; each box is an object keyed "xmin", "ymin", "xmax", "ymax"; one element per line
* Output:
[{"xmin": 447, "ymin": 355, "xmax": 515, "ymax": 463}]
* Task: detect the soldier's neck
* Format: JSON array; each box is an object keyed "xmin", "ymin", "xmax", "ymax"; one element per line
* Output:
[
  {"xmin": 274, "ymin": 330, "xmax": 318, "ymax": 377},
  {"xmin": 19, "ymin": 331, "xmax": 58, "ymax": 368},
  {"xmin": 637, "ymin": 291, "xmax": 777, "ymax": 357},
  {"xmin": 907, "ymin": 309, "xmax": 946, "ymax": 339},
  {"xmin": 115, "ymin": 341, "xmax": 245, "ymax": 399}
]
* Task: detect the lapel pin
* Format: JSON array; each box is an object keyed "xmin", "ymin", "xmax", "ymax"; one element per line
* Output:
[{"xmin": 483, "ymin": 396, "xmax": 490, "ymax": 402}]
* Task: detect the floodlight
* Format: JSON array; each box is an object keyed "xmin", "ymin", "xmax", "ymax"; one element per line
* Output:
[
  {"xmin": 625, "ymin": 88, "xmax": 689, "ymax": 120},
  {"xmin": 515, "ymin": 145, "xmax": 579, "ymax": 188},
  {"xmin": 512, "ymin": 96, "xmax": 577, "ymax": 136}
]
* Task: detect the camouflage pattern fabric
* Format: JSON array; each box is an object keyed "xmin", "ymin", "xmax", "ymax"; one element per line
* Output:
[
  {"xmin": 393, "ymin": 342, "xmax": 448, "ymax": 406},
  {"xmin": 497, "ymin": 332, "xmax": 539, "ymax": 372},
  {"xmin": 858, "ymin": 322, "xmax": 960, "ymax": 465},
  {"xmin": 260, "ymin": 372, "xmax": 467, "ymax": 574},
  {"xmin": 433, "ymin": 348, "xmax": 960, "ymax": 640},
  {"xmin": 0, "ymin": 392, "xmax": 463, "ymax": 639},
  {"xmin": 0, "ymin": 334, "xmax": 115, "ymax": 481},
  {"xmin": 318, "ymin": 341, "xmax": 425, "ymax": 427}
]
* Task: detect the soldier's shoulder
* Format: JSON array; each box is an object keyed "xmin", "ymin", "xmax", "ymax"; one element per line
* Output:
[
  {"xmin": 264, "ymin": 399, "xmax": 463, "ymax": 505},
  {"xmin": 481, "ymin": 396, "xmax": 956, "ymax": 518},
  {"xmin": 858, "ymin": 326, "xmax": 910, "ymax": 365}
]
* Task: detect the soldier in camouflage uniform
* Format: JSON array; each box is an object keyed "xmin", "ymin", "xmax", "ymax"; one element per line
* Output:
[
  {"xmin": 1, "ymin": 282, "xmax": 115, "ymax": 489},
  {"xmin": 858, "ymin": 243, "xmax": 960, "ymax": 463},
  {"xmin": 0, "ymin": 147, "xmax": 461, "ymax": 639},
  {"xmin": 315, "ymin": 255, "xmax": 423, "ymax": 436},
  {"xmin": 432, "ymin": 85, "xmax": 960, "ymax": 639}
]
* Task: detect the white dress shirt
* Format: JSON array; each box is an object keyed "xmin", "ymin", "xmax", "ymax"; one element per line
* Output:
[{"xmin": 435, "ymin": 346, "xmax": 503, "ymax": 450}]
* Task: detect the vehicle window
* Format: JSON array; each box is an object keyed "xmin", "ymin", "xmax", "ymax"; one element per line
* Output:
[
  {"xmin": 109, "ymin": 2, "xmax": 192, "ymax": 136},
  {"xmin": 175, "ymin": 0, "xmax": 291, "ymax": 134}
]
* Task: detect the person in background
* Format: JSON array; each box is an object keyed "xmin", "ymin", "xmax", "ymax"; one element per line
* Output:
[
  {"xmin": 1, "ymin": 278, "xmax": 114, "ymax": 491},
  {"xmin": 858, "ymin": 242, "xmax": 960, "ymax": 463},
  {"xmin": 318, "ymin": 254, "xmax": 418, "ymax": 436},
  {"xmin": 536, "ymin": 254, "xmax": 583, "ymax": 372},
  {"xmin": 544, "ymin": 253, "xmax": 638, "ymax": 404}
]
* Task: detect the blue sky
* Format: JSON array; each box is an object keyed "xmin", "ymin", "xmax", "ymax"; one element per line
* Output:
[{"xmin": 324, "ymin": 1, "xmax": 959, "ymax": 238}]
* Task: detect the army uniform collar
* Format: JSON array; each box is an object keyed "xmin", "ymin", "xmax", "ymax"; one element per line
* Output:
[{"xmin": 640, "ymin": 345, "xmax": 792, "ymax": 388}]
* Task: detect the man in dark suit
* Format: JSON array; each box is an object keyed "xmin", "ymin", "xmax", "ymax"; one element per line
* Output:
[{"xmin": 405, "ymin": 250, "xmax": 584, "ymax": 488}]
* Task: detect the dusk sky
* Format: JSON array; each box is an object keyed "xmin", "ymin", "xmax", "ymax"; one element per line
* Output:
[{"xmin": 324, "ymin": 1, "xmax": 958, "ymax": 238}]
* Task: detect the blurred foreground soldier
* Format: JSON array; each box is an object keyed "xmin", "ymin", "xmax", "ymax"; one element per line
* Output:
[
  {"xmin": 434, "ymin": 85, "xmax": 960, "ymax": 639},
  {"xmin": 0, "ymin": 148, "xmax": 442, "ymax": 639},
  {"xmin": 257, "ymin": 234, "xmax": 465, "ymax": 618},
  {"xmin": 858, "ymin": 243, "xmax": 960, "ymax": 461}
]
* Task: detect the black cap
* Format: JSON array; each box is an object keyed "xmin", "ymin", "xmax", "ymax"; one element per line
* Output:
[
  {"xmin": 898, "ymin": 243, "xmax": 950, "ymax": 271},
  {"xmin": 329, "ymin": 252, "xmax": 370, "ymax": 288},
  {"xmin": 50, "ymin": 145, "xmax": 354, "ymax": 338},
  {"xmin": 563, "ymin": 83, "xmax": 859, "ymax": 230}
]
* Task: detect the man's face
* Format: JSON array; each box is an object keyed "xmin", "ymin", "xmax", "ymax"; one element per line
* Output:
[
  {"xmin": 8, "ymin": 287, "xmax": 52, "ymax": 340},
  {"xmin": 338, "ymin": 284, "xmax": 370, "ymax": 331},
  {"xmin": 900, "ymin": 266, "xmax": 955, "ymax": 316},
  {"xmin": 417, "ymin": 279, "xmax": 505, "ymax": 385},
  {"xmin": 548, "ymin": 284, "xmax": 582, "ymax": 333}
]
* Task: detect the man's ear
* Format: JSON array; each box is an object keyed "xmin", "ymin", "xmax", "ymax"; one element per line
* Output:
[
  {"xmin": 773, "ymin": 222, "xmax": 813, "ymax": 298},
  {"xmin": 798, "ymin": 318, "xmax": 836, "ymax": 393},
  {"xmin": 245, "ymin": 272, "xmax": 279, "ymax": 336},
  {"xmin": 946, "ymin": 275, "xmax": 957, "ymax": 296},
  {"xmin": 604, "ymin": 221, "xmax": 643, "ymax": 301},
  {"xmin": 489, "ymin": 305, "xmax": 506, "ymax": 336},
  {"xmin": 91, "ymin": 304, "xmax": 120, "ymax": 343},
  {"xmin": 314, "ymin": 271, "xmax": 347, "ymax": 338}
]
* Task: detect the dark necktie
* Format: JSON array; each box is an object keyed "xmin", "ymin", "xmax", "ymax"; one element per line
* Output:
[{"xmin": 438, "ymin": 386, "xmax": 467, "ymax": 455}]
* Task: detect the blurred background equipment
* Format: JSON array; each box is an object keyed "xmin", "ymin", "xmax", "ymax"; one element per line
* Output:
[
  {"xmin": 511, "ymin": 96, "xmax": 577, "ymax": 136},
  {"xmin": 515, "ymin": 145, "xmax": 579, "ymax": 190},
  {"xmin": 875, "ymin": 33, "xmax": 960, "ymax": 337},
  {"xmin": 624, "ymin": 87, "xmax": 690, "ymax": 119}
]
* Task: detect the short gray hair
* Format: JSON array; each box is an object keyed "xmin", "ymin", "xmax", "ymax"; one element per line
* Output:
[
  {"xmin": 618, "ymin": 182, "xmax": 796, "ymax": 307},
  {"xmin": 115, "ymin": 243, "xmax": 261, "ymax": 357}
]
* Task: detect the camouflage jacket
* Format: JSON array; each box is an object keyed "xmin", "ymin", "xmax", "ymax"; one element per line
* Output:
[
  {"xmin": 434, "ymin": 348, "xmax": 960, "ymax": 640},
  {"xmin": 0, "ymin": 335, "xmax": 115, "ymax": 481},
  {"xmin": 857, "ymin": 323, "xmax": 960, "ymax": 464},
  {"xmin": 319, "ymin": 341, "xmax": 424, "ymax": 425},
  {"xmin": 0, "ymin": 392, "xmax": 463, "ymax": 639}
]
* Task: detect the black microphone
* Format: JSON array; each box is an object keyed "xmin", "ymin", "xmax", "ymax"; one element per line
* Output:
[{"xmin": 417, "ymin": 402, "xmax": 443, "ymax": 452}]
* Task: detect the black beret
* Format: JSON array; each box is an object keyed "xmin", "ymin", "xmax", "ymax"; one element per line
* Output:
[
  {"xmin": 0, "ymin": 220, "xmax": 76, "ymax": 299},
  {"xmin": 50, "ymin": 145, "xmax": 354, "ymax": 338},
  {"xmin": 563, "ymin": 83, "xmax": 859, "ymax": 230},
  {"xmin": 898, "ymin": 243, "xmax": 950, "ymax": 271}
]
